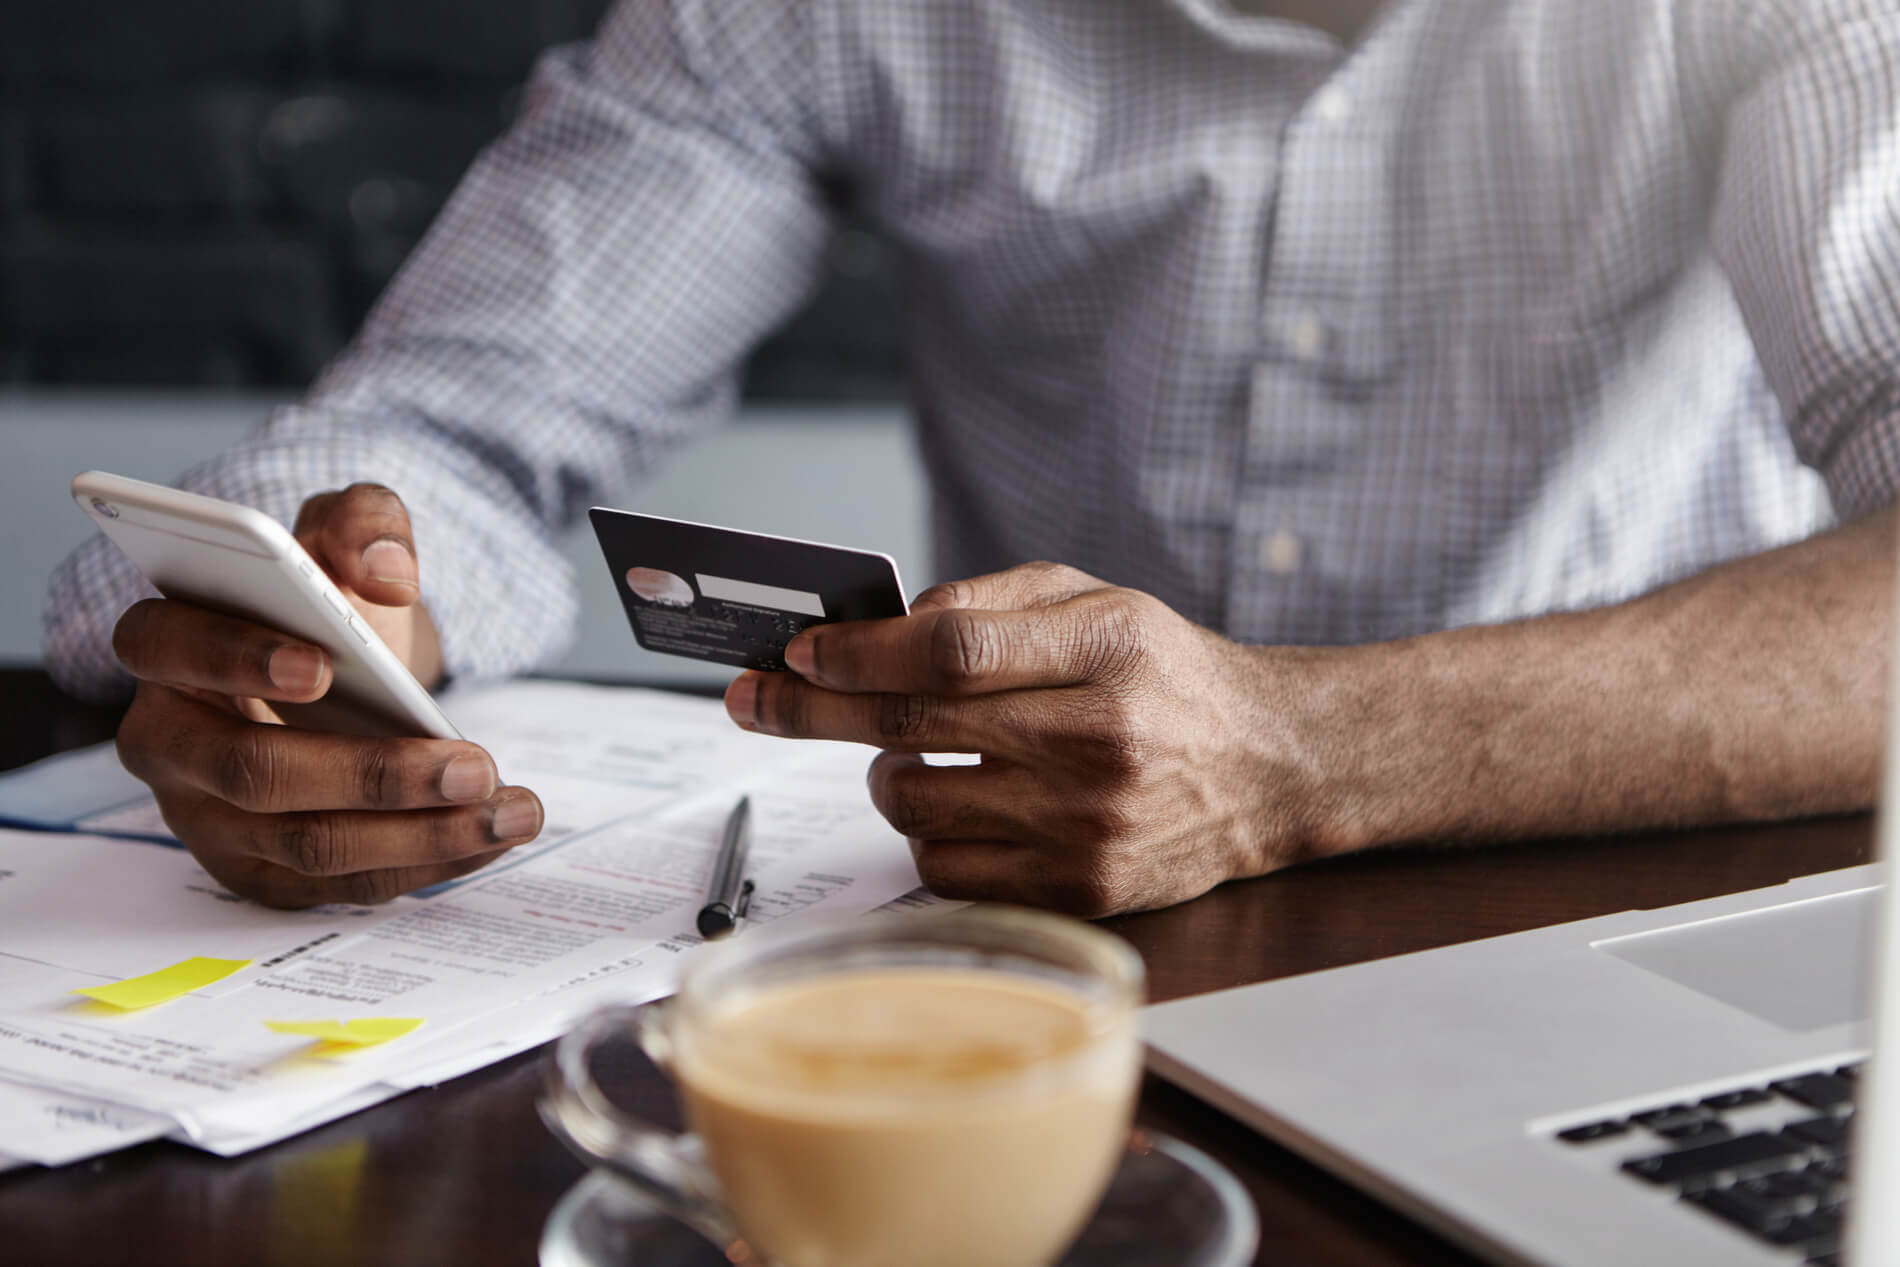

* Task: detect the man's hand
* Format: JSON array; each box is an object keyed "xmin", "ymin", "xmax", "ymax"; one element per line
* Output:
[
  {"xmin": 719, "ymin": 510, "xmax": 1900, "ymax": 920},
  {"xmin": 723, "ymin": 562, "xmax": 1327, "ymax": 916},
  {"xmin": 110, "ymin": 483, "xmax": 543, "ymax": 908}
]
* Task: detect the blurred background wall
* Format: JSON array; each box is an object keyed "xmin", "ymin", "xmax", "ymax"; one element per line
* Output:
[{"xmin": 0, "ymin": 0, "xmax": 927, "ymax": 684}]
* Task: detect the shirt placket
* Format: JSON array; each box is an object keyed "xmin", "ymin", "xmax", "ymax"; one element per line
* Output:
[{"xmin": 1230, "ymin": 60, "xmax": 1399, "ymax": 646}]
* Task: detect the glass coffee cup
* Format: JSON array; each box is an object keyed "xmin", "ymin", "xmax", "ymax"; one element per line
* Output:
[{"xmin": 540, "ymin": 905, "xmax": 1146, "ymax": 1267}]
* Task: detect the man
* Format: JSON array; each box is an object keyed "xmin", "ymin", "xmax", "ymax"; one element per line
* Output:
[{"xmin": 44, "ymin": 0, "xmax": 1900, "ymax": 914}]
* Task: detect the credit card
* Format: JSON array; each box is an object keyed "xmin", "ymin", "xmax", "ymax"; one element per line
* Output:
[{"xmin": 590, "ymin": 508, "xmax": 909, "ymax": 671}]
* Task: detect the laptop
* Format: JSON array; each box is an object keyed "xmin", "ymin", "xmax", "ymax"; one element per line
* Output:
[{"xmin": 1147, "ymin": 657, "xmax": 1900, "ymax": 1261}]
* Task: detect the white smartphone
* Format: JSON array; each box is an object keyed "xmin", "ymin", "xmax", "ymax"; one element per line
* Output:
[{"xmin": 71, "ymin": 470, "xmax": 460, "ymax": 741}]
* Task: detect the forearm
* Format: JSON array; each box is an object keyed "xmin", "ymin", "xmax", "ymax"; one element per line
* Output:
[{"xmin": 1289, "ymin": 507, "xmax": 1896, "ymax": 858}]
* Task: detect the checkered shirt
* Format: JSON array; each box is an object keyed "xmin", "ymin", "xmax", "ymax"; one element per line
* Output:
[{"xmin": 43, "ymin": 0, "xmax": 1900, "ymax": 699}]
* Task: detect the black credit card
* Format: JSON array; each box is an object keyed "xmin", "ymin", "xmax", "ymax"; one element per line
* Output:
[{"xmin": 590, "ymin": 509, "xmax": 910, "ymax": 671}]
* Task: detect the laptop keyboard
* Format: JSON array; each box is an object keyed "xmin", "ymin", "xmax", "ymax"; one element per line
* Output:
[{"xmin": 1552, "ymin": 1062, "xmax": 1862, "ymax": 1265}]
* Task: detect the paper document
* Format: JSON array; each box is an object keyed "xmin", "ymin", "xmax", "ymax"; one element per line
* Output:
[
  {"xmin": 0, "ymin": 831, "xmax": 406, "ymax": 993},
  {"xmin": 0, "ymin": 1078, "xmax": 172, "ymax": 1166},
  {"xmin": 0, "ymin": 743, "xmax": 161, "ymax": 837},
  {"xmin": 0, "ymin": 679, "xmax": 928, "ymax": 1168}
]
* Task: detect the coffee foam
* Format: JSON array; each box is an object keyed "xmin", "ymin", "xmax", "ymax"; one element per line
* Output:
[{"xmin": 678, "ymin": 966, "xmax": 1134, "ymax": 1115}]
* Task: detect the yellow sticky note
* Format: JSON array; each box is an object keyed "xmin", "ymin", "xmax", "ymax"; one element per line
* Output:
[
  {"xmin": 263, "ymin": 1017, "xmax": 426, "ymax": 1047},
  {"xmin": 72, "ymin": 957, "xmax": 252, "ymax": 1010}
]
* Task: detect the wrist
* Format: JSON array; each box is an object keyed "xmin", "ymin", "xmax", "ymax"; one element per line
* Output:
[{"xmin": 1224, "ymin": 640, "xmax": 1392, "ymax": 872}]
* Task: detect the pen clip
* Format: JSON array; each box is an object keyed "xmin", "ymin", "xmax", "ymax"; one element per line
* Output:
[{"xmin": 734, "ymin": 880, "xmax": 754, "ymax": 923}]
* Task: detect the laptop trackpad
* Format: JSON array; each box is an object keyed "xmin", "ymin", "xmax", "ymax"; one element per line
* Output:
[{"xmin": 1593, "ymin": 886, "xmax": 1879, "ymax": 1032}]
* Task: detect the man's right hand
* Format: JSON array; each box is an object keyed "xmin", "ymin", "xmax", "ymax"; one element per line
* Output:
[{"xmin": 108, "ymin": 483, "xmax": 543, "ymax": 908}]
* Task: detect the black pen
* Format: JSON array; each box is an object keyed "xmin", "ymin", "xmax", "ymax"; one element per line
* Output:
[{"xmin": 696, "ymin": 795, "xmax": 754, "ymax": 940}]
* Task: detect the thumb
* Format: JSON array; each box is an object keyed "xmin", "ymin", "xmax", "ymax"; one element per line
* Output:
[{"xmin": 294, "ymin": 483, "xmax": 422, "ymax": 609}]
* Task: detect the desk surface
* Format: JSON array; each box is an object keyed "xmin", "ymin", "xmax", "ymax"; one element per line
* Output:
[{"xmin": 0, "ymin": 666, "xmax": 1875, "ymax": 1267}]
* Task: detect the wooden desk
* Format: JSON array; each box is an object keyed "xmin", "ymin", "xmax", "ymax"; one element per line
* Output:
[{"xmin": 0, "ymin": 667, "xmax": 1874, "ymax": 1266}]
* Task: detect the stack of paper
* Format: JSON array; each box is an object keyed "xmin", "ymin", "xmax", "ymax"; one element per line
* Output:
[{"xmin": 0, "ymin": 680, "xmax": 933, "ymax": 1170}]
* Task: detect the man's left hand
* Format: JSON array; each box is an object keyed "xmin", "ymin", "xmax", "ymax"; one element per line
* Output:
[{"xmin": 722, "ymin": 562, "xmax": 1337, "ymax": 916}]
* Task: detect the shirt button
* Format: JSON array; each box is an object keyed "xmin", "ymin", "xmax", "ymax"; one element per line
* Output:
[
  {"xmin": 1310, "ymin": 84, "xmax": 1354, "ymax": 124},
  {"xmin": 1286, "ymin": 311, "xmax": 1327, "ymax": 362},
  {"xmin": 1259, "ymin": 530, "xmax": 1303, "ymax": 576}
]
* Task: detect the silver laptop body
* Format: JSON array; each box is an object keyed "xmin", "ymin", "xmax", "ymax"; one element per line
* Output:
[{"xmin": 1147, "ymin": 610, "xmax": 1900, "ymax": 1266}]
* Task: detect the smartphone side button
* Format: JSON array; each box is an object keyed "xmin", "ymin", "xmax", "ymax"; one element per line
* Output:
[
  {"xmin": 321, "ymin": 587, "xmax": 352, "ymax": 618},
  {"xmin": 344, "ymin": 614, "xmax": 372, "ymax": 644}
]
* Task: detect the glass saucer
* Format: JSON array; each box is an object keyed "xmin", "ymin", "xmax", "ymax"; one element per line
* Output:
[{"xmin": 540, "ymin": 1128, "xmax": 1259, "ymax": 1267}]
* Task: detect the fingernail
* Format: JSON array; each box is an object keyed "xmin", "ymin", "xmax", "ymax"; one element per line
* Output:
[
  {"xmin": 362, "ymin": 538, "xmax": 418, "ymax": 587},
  {"xmin": 268, "ymin": 644, "xmax": 325, "ymax": 693},
  {"xmin": 491, "ymin": 796, "xmax": 542, "ymax": 842},
  {"xmin": 784, "ymin": 633, "xmax": 816, "ymax": 677},
  {"xmin": 439, "ymin": 753, "xmax": 496, "ymax": 803},
  {"xmin": 725, "ymin": 672, "xmax": 760, "ymax": 729}
]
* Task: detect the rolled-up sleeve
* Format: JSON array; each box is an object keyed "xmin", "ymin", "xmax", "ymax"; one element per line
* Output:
[
  {"xmin": 1710, "ymin": 0, "xmax": 1900, "ymax": 523},
  {"xmin": 44, "ymin": 0, "xmax": 838, "ymax": 700}
]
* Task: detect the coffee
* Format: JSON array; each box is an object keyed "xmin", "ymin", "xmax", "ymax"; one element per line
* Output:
[{"xmin": 676, "ymin": 966, "xmax": 1139, "ymax": 1267}]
